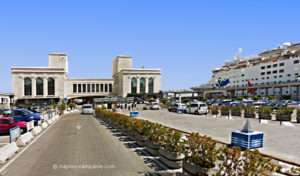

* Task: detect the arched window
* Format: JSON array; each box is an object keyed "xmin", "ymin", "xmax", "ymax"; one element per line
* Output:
[
  {"xmin": 36, "ymin": 77, "xmax": 43, "ymax": 95},
  {"xmin": 148, "ymin": 77, "xmax": 154, "ymax": 93},
  {"xmin": 131, "ymin": 78, "xmax": 137, "ymax": 93},
  {"xmin": 48, "ymin": 77, "xmax": 55, "ymax": 95},
  {"xmin": 140, "ymin": 78, "xmax": 145, "ymax": 93},
  {"xmin": 24, "ymin": 77, "xmax": 32, "ymax": 96}
]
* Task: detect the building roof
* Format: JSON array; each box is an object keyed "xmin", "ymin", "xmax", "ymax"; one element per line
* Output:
[{"xmin": 11, "ymin": 67, "xmax": 65, "ymax": 73}]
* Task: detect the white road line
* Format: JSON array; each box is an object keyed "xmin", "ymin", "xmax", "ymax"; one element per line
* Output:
[{"xmin": 0, "ymin": 115, "xmax": 63, "ymax": 174}]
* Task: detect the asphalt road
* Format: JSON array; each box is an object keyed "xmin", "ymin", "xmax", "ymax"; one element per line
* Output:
[
  {"xmin": 120, "ymin": 109, "xmax": 300, "ymax": 164},
  {"xmin": 1, "ymin": 112, "xmax": 155, "ymax": 176}
]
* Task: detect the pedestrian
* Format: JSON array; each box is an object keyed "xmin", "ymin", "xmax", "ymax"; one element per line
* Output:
[{"xmin": 125, "ymin": 103, "xmax": 127, "ymax": 110}]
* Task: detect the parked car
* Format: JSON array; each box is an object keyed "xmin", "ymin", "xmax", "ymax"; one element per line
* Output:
[
  {"xmin": 252, "ymin": 101, "xmax": 266, "ymax": 109},
  {"xmin": 287, "ymin": 101, "xmax": 300, "ymax": 108},
  {"xmin": 168, "ymin": 103, "xmax": 186, "ymax": 112},
  {"xmin": 149, "ymin": 102, "xmax": 160, "ymax": 110},
  {"xmin": 82, "ymin": 104, "xmax": 93, "ymax": 114},
  {"xmin": 32, "ymin": 107, "xmax": 41, "ymax": 113},
  {"xmin": 2, "ymin": 109, "xmax": 12, "ymax": 116},
  {"xmin": 0, "ymin": 117, "xmax": 27, "ymax": 134},
  {"xmin": 184, "ymin": 102, "xmax": 208, "ymax": 115},
  {"xmin": 12, "ymin": 108, "xmax": 42, "ymax": 126}
]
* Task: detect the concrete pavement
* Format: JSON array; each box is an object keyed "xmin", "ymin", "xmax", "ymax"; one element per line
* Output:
[
  {"xmin": 1, "ymin": 112, "xmax": 155, "ymax": 176},
  {"xmin": 120, "ymin": 109, "xmax": 300, "ymax": 164}
]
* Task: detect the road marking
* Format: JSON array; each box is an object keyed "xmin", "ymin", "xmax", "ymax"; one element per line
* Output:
[{"xmin": 0, "ymin": 114, "xmax": 63, "ymax": 174}]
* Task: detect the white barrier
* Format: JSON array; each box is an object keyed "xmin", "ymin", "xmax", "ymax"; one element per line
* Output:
[
  {"xmin": 16, "ymin": 132, "xmax": 34, "ymax": 147},
  {"xmin": 31, "ymin": 126, "xmax": 43, "ymax": 136},
  {"xmin": 47, "ymin": 119, "xmax": 53, "ymax": 125},
  {"xmin": 41, "ymin": 122, "xmax": 48, "ymax": 130},
  {"xmin": 0, "ymin": 142, "xmax": 19, "ymax": 164}
]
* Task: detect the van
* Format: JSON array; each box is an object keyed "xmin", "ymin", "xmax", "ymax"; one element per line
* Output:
[
  {"xmin": 149, "ymin": 102, "xmax": 160, "ymax": 110},
  {"xmin": 185, "ymin": 102, "xmax": 208, "ymax": 115},
  {"xmin": 82, "ymin": 104, "xmax": 93, "ymax": 114}
]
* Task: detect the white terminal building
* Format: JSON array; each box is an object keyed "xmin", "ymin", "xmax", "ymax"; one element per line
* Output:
[{"xmin": 11, "ymin": 54, "xmax": 161, "ymax": 105}]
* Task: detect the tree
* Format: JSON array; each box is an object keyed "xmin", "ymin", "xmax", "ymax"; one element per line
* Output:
[
  {"xmin": 202, "ymin": 97, "xmax": 208, "ymax": 102},
  {"xmin": 162, "ymin": 98, "xmax": 168, "ymax": 104},
  {"xmin": 220, "ymin": 97, "xmax": 225, "ymax": 100},
  {"xmin": 183, "ymin": 98, "xmax": 189, "ymax": 104},
  {"xmin": 268, "ymin": 96, "xmax": 274, "ymax": 101},
  {"xmin": 237, "ymin": 97, "xmax": 243, "ymax": 101},
  {"xmin": 253, "ymin": 96, "xmax": 259, "ymax": 101},
  {"xmin": 148, "ymin": 98, "xmax": 155, "ymax": 103}
]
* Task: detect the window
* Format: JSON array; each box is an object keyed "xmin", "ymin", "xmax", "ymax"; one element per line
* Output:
[
  {"xmin": 273, "ymin": 64, "xmax": 277, "ymax": 67},
  {"xmin": 261, "ymin": 66, "xmax": 265, "ymax": 69},
  {"xmin": 287, "ymin": 74, "xmax": 291, "ymax": 77},
  {"xmin": 294, "ymin": 60, "xmax": 299, "ymax": 64},
  {"xmin": 267, "ymin": 77, "xmax": 269, "ymax": 79},
  {"xmin": 273, "ymin": 70, "xmax": 277, "ymax": 74},
  {"xmin": 131, "ymin": 78, "xmax": 137, "ymax": 93},
  {"xmin": 251, "ymin": 79, "xmax": 254, "ymax": 81},
  {"xmin": 109, "ymin": 84, "xmax": 112, "ymax": 93},
  {"xmin": 267, "ymin": 65, "xmax": 271, "ymax": 68},
  {"xmin": 148, "ymin": 78, "xmax": 154, "ymax": 93},
  {"xmin": 295, "ymin": 73, "xmax": 299, "ymax": 76},
  {"xmin": 274, "ymin": 76, "xmax": 277, "ymax": 78},
  {"xmin": 73, "ymin": 84, "xmax": 77, "ymax": 93},
  {"xmin": 261, "ymin": 72, "xmax": 265, "ymax": 75},
  {"xmin": 78, "ymin": 84, "xmax": 81, "ymax": 93},
  {"xmin": 47, "ymin": 78, "xmax": 55, "ymax": 95},
  {"xmin": 87, "ymin": 84, "xmax": 90, "ymax": 92},
  {"xmin": 36, "ymin": 77, "xmax": 43, "ymax": 95},
  {"xmin": 24, "ymin": 77, "xmax": 32, "ymax": 96},
  {"xmin": 140, "ymin": 78, "xmax": 145, "ymax": 93},
  {"xmin": 262, "ymin": 77, "xmax": 265, "ymax": 80},
  {"xmin": 279, "ymin": 63, "xmax": 284, "ymax": 66},
  {"xmin": 241, "ymin": 74, "xmax": 244, "ymax": 77},
  {"xmin": 255, "ymin": 78, "xmax": 258, "ymax": 80},
  {"xmin": 101, "ymin": 84, "xmax": 104, "ymax": 92},
  {"xmin": 105, "ymin": 84, "xmax": 108, "ymax": 92},
  {"xmin": 279, "ymin": 69, "xmax": 284, "ymax": 73},
  {"xmin": 279, "ymin": 75, "xmax": 283, "ymax": 78},
  {"xmin": 83, "ymin": 84, "xmax": 86, "ymax": 93},
  {"xmin": 96, "ymin": 84, "xmax": 99, "ymax": 92},
  {"xmin": 92, "ymin": 84, "xmax": 95, "ymax": 92},
  {"xmin": 267, "ymin": 71, "xmax": 271, "ymax": 75}
]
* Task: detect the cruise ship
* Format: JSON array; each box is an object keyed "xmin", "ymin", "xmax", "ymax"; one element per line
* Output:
[{"xmin": 191, "ymin": 42, "xmax": 300, "ymax": 99}]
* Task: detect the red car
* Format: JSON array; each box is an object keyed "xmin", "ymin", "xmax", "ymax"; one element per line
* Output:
[{"xmin": 0, "ymin": 117, "xmax": 27, "ymax": 134}]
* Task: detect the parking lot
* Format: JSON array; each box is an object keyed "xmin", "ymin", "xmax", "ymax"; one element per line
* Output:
[{"xmin": 121, "ymin": 109, "xmax": 300, "ymax": 164}]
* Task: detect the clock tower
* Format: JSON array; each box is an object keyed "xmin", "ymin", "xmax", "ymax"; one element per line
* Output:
[{"xmin": 49, "ymin": 53, "xmax": 68, "ymax": 73}]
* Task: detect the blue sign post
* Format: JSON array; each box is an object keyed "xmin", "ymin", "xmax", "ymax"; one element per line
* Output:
[
  {"xmin": 130, "ymin": 112, "xmax": 138, "ymax": 117},
  {"xmin": 231, "ymin": 120, "xmax": 264, "ymax": 149},
  {"xmin": 9, "ymin": 126, "xmax": 21, "ymax": 143}
]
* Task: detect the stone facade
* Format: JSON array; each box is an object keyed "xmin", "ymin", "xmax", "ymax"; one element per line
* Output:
[{"xmin": 11, "ymin": 53, "xmax": 161, "ymax": 105}]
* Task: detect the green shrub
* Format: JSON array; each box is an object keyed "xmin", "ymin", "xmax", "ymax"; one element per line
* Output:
[
  {"xmin": 202, "ymin": 97, "xmax": 208, "ymax": 102},
  {"xmin": 253, "ymin": 96, "xmax": 259, "ymax": 101},
  {"xmin": 245, "ymin": 106, "xmax": 255, "ymax": 114},
  {"xmin": 237, "ymin": 97, "xmax": 243, "ymax": 101},
  {"xmin": 61, "ymin": 104, "xmax": 66, "ymax": 111},
  {"xmin": 268, "ymin": 96, "xmax": 274, "ymax": 101},
  {"xmin": 259, "ymin": 106, "xmax": 272, "ymax": 114},
  {"xmin": 221, "ymin": 105, "xmax": 230, "ymax": 112},
  {"xmin": 211, "ymin": 105, "xmax": 219, "ymax": 111},
  {"xmin": 160, "ymin": 128, "xmax": 184, "ymax": 153},
  {"xmin": 184, "ymin": 133, "xmax": 218, "ymax": 170},
  {"xmin": 220, "ymin": 97, "xmax": 225, "ymax": 100},
  {"xmin": 276, "ymin": 107, "xmax": 294, "ymax": 115},
  {"xmin": 231, "ymin": 106, "xmax": 242, "ymax": 112},
  {"xmin": 214, "ymin": 146, "xmax": 277, "ymax": 176}
]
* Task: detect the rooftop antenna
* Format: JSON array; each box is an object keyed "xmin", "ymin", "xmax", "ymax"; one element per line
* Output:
[{"xmin": 234, "ymin": 48, "xmax": 242, "ymax": 60}]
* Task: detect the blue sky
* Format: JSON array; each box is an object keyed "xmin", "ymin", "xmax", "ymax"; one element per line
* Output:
[{"xmin": 1, "ymin": 0, "xmax": 300, "ymax": 93}]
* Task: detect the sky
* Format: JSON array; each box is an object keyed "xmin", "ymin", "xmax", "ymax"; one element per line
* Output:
[{"xmin": 1, "ymin": 0, "xmax": 300, "ymax": 93}]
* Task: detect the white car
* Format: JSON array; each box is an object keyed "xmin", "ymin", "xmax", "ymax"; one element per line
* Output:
[
  {"xmin": 185, "ymin": 102, "xmax": 208, "ymax": 115},
  {"xmin": 149, "ymin": 102, "xmax": 160, "ymax": 110},
  {"xmin": 82, "ymin": 104, "xmax": 93, "ymax": 114}
]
